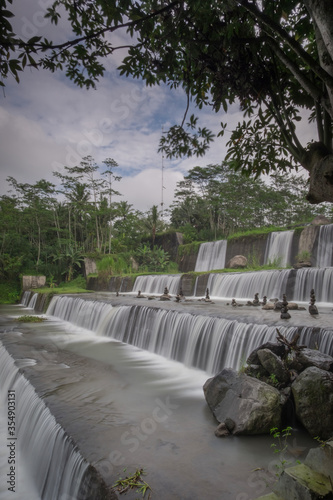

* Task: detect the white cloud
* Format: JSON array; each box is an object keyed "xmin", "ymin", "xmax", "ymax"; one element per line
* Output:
[{"xmin": 0, "ymin": 1, "xmax": 319, "ymax": 213}]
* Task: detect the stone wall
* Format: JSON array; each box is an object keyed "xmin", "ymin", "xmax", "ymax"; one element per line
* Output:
[
  {"xmin": 147, "ymin": 231, "xmax": 184, "ymax": 261},
  {"xmin": 22, "ymin": 275, "xmax": 46, "ymax": 291},
  {"xmin": 83, "ymin": 258, "xmax": 97, "ymax": 277}
]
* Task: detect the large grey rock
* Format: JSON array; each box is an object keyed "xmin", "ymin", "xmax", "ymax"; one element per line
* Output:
[
  {"xmin": 227, "ymin": 255, "xmax": 247, "ymax": 269},
  {"xmin": 292, "ymin": 367, "xmax": 333, "ymax": 439},
  {"xmin": 257, "ymin": 349, "xmax": 290, "ymax": 384},
  {"xmin": 247, "ymin": 342, "xmax": 286, "ymax": 365},
  {"xmin": 296, "ymin": 348, "xmax": 333, "ymax": 372},
  {"xmin": 203, "ymin": 368, "xmax": 281, "ymax": 435}
]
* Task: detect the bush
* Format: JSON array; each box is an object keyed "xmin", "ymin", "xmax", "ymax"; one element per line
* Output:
[{"xmin": 0, "ymin": 282, "xmax": 21, "ymax": 304}]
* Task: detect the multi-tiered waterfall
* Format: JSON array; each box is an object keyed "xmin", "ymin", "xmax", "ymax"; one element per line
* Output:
[{"xmin": 2, "ymin": 223, "xmax": 333, "ymax": 499}]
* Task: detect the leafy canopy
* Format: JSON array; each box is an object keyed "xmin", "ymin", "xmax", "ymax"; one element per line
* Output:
[{"xmin": 2, "ymin": 1, "xmax": 333, "ymax": 180}]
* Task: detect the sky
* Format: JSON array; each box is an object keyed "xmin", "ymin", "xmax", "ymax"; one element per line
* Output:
[{"xmin": 0, "ymin": 1, "xmax": 315, "ymax": 214}]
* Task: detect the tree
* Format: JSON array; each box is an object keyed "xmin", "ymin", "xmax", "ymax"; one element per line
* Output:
[
  {"xmin": 2, "ymin": 1, "xmax": 333, "ymax": 203},
  {"xmin": 170, "ymin": 162, "xmax": 329, "ymax": 239},
  {"xmin": 101, "ymin": 158, "xmax": 122, "ymax": 254},
  {"xmin": 6, "ymin": 177, "xmax": 57, "ymax": 268}
]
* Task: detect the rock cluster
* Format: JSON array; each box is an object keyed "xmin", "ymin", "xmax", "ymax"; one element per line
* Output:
[{"xmin": 204, "ymin": 334, "xmax": 333, "ymax": 439}]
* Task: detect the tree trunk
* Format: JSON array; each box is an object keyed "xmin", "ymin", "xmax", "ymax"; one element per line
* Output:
[
  {"xmin": 304, "ymin": 0, "xmax": 333, "ymax": 116},
  {"xmin": 301, "ymin": 142, "xmax": 333, "ymax": 203}
]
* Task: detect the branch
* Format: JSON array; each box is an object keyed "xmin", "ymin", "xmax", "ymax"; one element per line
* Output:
[
  {"xmin": 267, "ymin": 38, "xmax": 332, "ymax": 116},
  {"xmin": 21, "ymin": 1, "xmax": 182, "ymax": 54},
  {"xmin": 238, "ymin": 0, "xmax": 333, "ymax": 91}
]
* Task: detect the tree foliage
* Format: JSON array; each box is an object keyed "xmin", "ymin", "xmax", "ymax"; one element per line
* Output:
[
  {"xmin": 2, "ymin": 1, "xmax": 333, "ymax": 202},
  {"xmin": 169, "ymin": 162, "xmax": 331, "ymax": 241}
]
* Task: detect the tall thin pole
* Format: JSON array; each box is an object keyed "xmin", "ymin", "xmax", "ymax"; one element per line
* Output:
[{"xmin": 161, "ymin": 127, "xmax": 165, "ymax": 221}]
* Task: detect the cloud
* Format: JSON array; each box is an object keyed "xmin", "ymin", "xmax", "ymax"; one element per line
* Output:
[{"xmin": 0, "ymin": 0, "xmax": 318, "ymax": 214}]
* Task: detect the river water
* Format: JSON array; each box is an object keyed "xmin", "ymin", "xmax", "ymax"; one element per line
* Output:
[{"xmin": 0, "ymin": 301, "xmax": 319, "ymax": 499}]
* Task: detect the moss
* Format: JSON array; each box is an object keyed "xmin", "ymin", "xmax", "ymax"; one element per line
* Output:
[
  {"xmin": 17, "ymin": 315, "xmax": 46, "ymax": 323},
  {"xmin": 177, "ymin": 241, "xmax": 203, "ymax": 258}
]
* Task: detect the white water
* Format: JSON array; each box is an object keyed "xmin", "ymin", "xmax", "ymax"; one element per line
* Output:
[
  {"xmin": 20, "ymin": 291, "xmax": 38, "ymax": 308},
  {"xmin": 264, "ymin": 230, "xmax": 294, "ymax": 267},
  {"xmin": 316, "ymin": 224, "xmax": 333, "ymax": 267},
  {"xmin": 202, "ymin": 267, "xmax": 333, "ymax": 303},
  {"xmin": 194, "ymin": 240, "xmax": 227, "ymax": 272},
  {"xmin": 205, "ymin": 269, "xmax": 291, "ymax": 301},
  {"xmin": 47, "ymin": 296, "xmax": 333, "ymax": 375},
  {"xmin": 133, "ymin": 274, "xmax": 181, "ymax": 295},
  {"xmin": 292, "ymin": 267, "xmax": 333, "ymax": 302},
  {"xmin": 0, "ymin": 342, "xmax": 89, "ymax": 500}
]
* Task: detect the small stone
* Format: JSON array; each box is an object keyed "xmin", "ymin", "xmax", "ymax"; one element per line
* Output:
[{"xmin": 215, "ymin": 423, "xmax": 230, "ymax": 437}]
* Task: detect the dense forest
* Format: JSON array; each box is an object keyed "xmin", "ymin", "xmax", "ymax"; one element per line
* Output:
[{"xmin": 1, "ymin": 155, "xmax": 331, "ymax": 302}]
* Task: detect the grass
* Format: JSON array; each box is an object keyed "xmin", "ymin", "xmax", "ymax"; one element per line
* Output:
[
  {"xmin": 34, "ymin": 276, "xmax": 92, "ymax": 295},
  {"xmin": 17, "ymin": 315, "xmax": 46, "ymax": 323},
  {"xmin": 227, "ymin": 225, "xmax": 287, "ymax": 240},
  {"xmin": 113, "ymin": 468, "xmax": 151, "ymax": 498}
]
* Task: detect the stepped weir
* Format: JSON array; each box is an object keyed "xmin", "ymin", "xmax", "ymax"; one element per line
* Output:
[{"xmin": 2, "ymin": 223, "xmax": 333, "ymax": 498}]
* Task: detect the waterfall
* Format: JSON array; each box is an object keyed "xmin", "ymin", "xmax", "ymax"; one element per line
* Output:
[
  {"xmin": 315, "ymin": 224, "xmax": 333, "ymax": 267},
  {"xmin": 194, "ymin": 240, "xmax": 227, "ymax": 272},
  {"xmin": 20, "ymin": 292, "xmax": 38, "ymax": 309},
  {"xmin": 291, "ymin": 267, "xmax": 333, "ymax": 302},
  {"xmin": 47, "ymin": 296, "xmax": 333, "ymax": 375},
  {"xmin": 202, "ymin": 267, "xmax": 333, "ymax": 303},
  {"xmin": 132, "ymin": 274, "xmax": 181, "ymax": 295},
  {"xmin": 264, "ymin": 230, "xmax": 294, "ymax": 267},
  {"xmin": 20, "ymin": 291, "xmax": 33, "ymax": 306},
  {"xmin": 0, "ymin": 342, "xmax": 91, "ymax": 500},
  {"xmin": 206, "ymin": 269, "xmax": 291, "ymax": 301}
]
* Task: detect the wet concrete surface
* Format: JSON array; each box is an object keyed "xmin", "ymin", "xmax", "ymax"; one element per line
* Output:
[{"xmin": 72, "ymin": 291, "xmax": 333, "ymax": 329}]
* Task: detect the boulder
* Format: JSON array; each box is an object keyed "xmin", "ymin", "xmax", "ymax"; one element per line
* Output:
[
  {"xmin": 247, "ymin": 342, "xmax": 286, "ymax": 365},
  {"xmin": 227, "ymin": 255, "xmax": 247, "ymax": 269},
  {"xmin": 287, "ymin": 302, "xmax": 299, "ymax": 310},
  {"xmin": 292, "ymin": 366, "xmax": 333, "ymax": 439},
  {"xmin": 203, "ymin": 368, "xmax": 281, "ymax": 435},
  {"xmin": 261, "ymin": 302, "xmax": 275, "ymax": 310},
  {"xmin": 296, "ymin": 348, "xmax": 333, "ymax": 372},
  {"xmin": 257, "ymin": 349, "xmax": 290, "ymax": 384}
]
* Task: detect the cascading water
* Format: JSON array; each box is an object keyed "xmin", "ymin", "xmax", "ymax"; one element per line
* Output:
[
  {"xmin": 47, "ymin": 296, "xmax": 333, "ymax": 375},
  {"xmin": 315, "ymin": 224, "xmax": 333, "ymax": 267},
  {"xmin": 20, "ymin": 292, "xmax": 38, "ymax": 308},
  {"xmin": 132, "ymin": 274, "xmax": 181, "ymax": 295},
  {"xmin": 201, "ymin": 267, "xmax": 333, "ymax": 303},
  {"xmin": 291, "ymin": 267, "xmax": 333, "ymax": 302},
  {"xmin": 264, "ymin": 230, "xmax": 294, "ymax": 267},
  {"xmin": 194, "ymin": 240, "xmax": 227, "ymax": 272},
  {"xmin": 205, "ymin": 269, "xmax": 291, "ymax": 301},
  {"xmin": 0, "ymin": 342, "xmax": 91, "ymax": 500}
]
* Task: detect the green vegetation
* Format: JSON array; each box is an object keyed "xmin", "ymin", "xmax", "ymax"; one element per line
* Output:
[
  {"xmin": 0, "ymin": 283, "xmax": 21, "ymax": 304},
  {"xmin": 35, "ymin": 277, "xmax": 90, "ymax": 295},
  {"xmin": 113, "ymin": 468, "xmax": 151, "ymax": 498},
  {"xmin": 270, "ymin": 426, "xmax": 295, "ymax": 476},
  {"xmin": 17, "ymin": 315, "xmax": 46, "ymax": 323},
  {"xmin": 171, "ymin": 164, "xmax": 330, "ymax": 242},
  {"xmin": 227, "ymin": 226, "xmax": 289, "ymax": 241},
  {"xmin": 295, "ymin": 251, "xmax": 312, "ymax": 263},
  {"xmin": 2, "ymin": 1, "xmax": 333, "ymax": 205}
]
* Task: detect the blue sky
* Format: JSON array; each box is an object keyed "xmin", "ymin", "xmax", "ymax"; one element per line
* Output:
[{"xmin": 0, "ymin": 1, "xmax": 314, "ymax": 213}]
